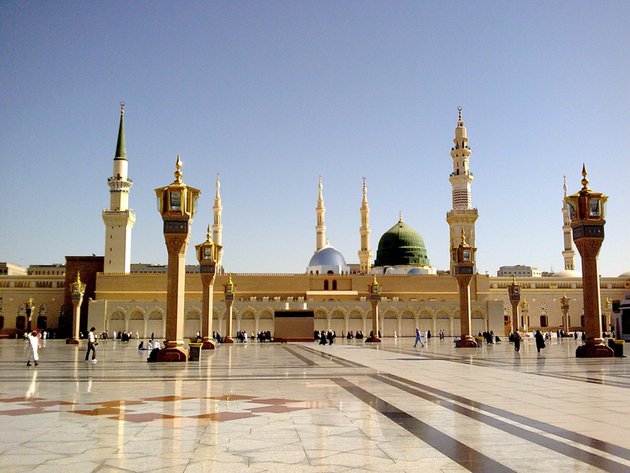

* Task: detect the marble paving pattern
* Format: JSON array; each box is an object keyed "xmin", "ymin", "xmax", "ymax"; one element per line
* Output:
[{"xmin": 0, "ymin": 336, "xmax": 629, "ymax": 472}]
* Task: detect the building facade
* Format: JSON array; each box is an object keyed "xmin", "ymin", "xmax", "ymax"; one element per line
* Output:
[{"xmin": 1, "ymin": 108, "xmax": 628, "ymax": 339}]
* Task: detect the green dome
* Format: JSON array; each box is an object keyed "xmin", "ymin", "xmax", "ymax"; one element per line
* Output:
[{"xmin": 374, "ymin": 219, "xmax": 431, "ymax": 267}]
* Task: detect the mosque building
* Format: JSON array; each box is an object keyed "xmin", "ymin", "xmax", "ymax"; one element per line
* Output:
[{"xmin": 1, "ymin": 107, "xmax": 628, "ymax": 340}]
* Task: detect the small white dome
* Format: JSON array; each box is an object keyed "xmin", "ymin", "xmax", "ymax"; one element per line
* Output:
[{"xmin": 307, "ymin": 246, "xmax": 349, "ymax": 275}]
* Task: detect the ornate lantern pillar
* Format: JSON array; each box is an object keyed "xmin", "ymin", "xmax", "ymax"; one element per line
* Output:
[
  {"xmin": 366, "ymin": 275, "xmax": 381, "ymax": 343},
  {"xmin": 25, "ymin": 297, "xmax": 34, "ymax": 333},
  {"xmin": 195, "ymin": 226, "xmax": 220, "ymax": 349},
  {"xmin": 452, "ymin": 230, "xmax": 477, "ymax": 347},
  {"xmin": 154, "ymin": 155, "xmax": 201, "ymax": 361},
  {"xmin": 565, "ymin": 165, "xmax": 613, "ymax": 357},
  {"xmin": 223, "ymin": 275, "xmax": 235, "ymax": 343},
  {"xmin": 67, "ymin": 272, "xmax": 85, "ymax": 345},
  {"xmin": 507, "ymin": 277, "xmax": 520, "ymax": 334},
  {"xmin": 560, "ymin": 294, "xmax": 570, "ymax": 334},
  {"xmin": 521, "ymin": 298, "xmax": 529, "ymax": 332}
]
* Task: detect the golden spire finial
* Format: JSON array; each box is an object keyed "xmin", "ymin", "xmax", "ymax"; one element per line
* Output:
[
  {"xmin": 581, "ymin": 163, "xmax": 589, "ymax": 190},
  {"xmin": 120, "ymin": 101, "xmax": 125, "ymax": 116},
  {"xmin": 512, "ymin": 275, "xmax": 517, "ymax": 284},
  {"xmin": 206, "ymin": 224, "xmax": 212, "ymax": 242},
  {"xmin": 399, "ymin": 211, "xmax": 403, "ymax": 222},
  {"xmin": 457, "ymin": 106, "xmax": 463, "ymax": 126},
  {"xmin": 460, "ymin": 228, "xmax": 467, "ymax": 246},
  {"xmin": 372, "ymin": 274, "xmax": 378, "ymax": 285},
  {"xmin": 75, "ymin": 271, "xmax": 82, "ymax": 285},
  {"xmin": 174, "ymin": 154, "xmax": 183, "ymax": 183}
]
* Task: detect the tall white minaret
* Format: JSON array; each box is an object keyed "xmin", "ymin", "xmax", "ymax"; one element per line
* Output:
[
  {"xmin": 561, "ymin": 176, "xmax": 576, "ymax": 271},
  {"xmin": 316, "ymin": 176, "xmax": 326, "ymax": 251},
  {"xmin": 102, "ymin": 102, "xmax": 136, "ymax": 273},
  {"xmin": 213, "ymin": 174, "xmax": 223, "ymax": 273},
  {"xmin": 358, "ymin": 177, "xmax": 372, "ymax": 273},
  {"xmin": 446, "ymin": 108, "xmax": 478, "ymax": 273}
]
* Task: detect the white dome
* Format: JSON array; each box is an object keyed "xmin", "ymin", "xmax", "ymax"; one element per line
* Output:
[
  {"xmin": 307, "ymin": 246, "xmax": 349, "ymax": 275},
  {"xmin": 619, "ymin": 271, "xmax": 630, "ymax": 278}
]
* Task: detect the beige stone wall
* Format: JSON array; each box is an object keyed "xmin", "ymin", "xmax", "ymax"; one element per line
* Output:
[
  {"xmin": 4, "ymin": 271, "xmax": 628, "ymax": 339},
  {"xmin": 0, "ymin": 276, "xmax": 65, "ymax": 335}
]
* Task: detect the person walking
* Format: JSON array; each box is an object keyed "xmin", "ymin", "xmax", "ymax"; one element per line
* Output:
[
  {"xmin": 534, "ymin": 330, "xmax": 546, "ymax": 353},
  {"xmin": 413, "ymin": 328, "xmax": 425, "ymax": 348},
  {"xmin": 85, "ymin": 327, "xmax": 98, "ymax": 363},
  {"xmin": 26, "ymin": 330, "xmax": 41, "ymax": 366},
  {"xmin": 513, "ymin": 331, "xmax": 522, "ymax": 352}
]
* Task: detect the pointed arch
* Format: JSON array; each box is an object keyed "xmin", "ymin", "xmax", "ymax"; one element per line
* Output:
[
  {"xmin": 314, "ymin": 307, "xmax": 330, "ymax": 319},
  {"xmin": 240, "ymin": 307, "xmax": 256, "ymax": 319},
  {"xmin": 382, "ymin": 307, "xmax": 399, "ymax": 319},
  {"xmin": 331, "ymin": 306, "xmax": 346, "ymax": 319},
  {"xmin": 401, "ymin": 308, "xmax": 415, "ymax": 319}
]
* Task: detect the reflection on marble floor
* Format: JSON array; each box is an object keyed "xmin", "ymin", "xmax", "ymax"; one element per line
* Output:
[{"xmin": 0, "ymin": 337, "xmax": 629, "ymax": 472}]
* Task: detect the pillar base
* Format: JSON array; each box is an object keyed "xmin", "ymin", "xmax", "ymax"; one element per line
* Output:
[
  {"xmin": 222, "ymin": 337, "xmax": 234, "ymax": 344},
  {"xmin": 365, "ymin": 336, "xmax": 381, "ymax": 343},
  {"xmin": 66, "ymin": 338, "xmax": 80, "ymax": 345},
  {"xmin": 201, "ymin": 338, "xmax": 216, "ymax": 349},
  {"xmin": 455, "ymin": 335, "xmax": 478, "ymax": 348},
  {"xmin": 155, "ymin": 346, "xmax": 189, "ymax": 362},
  {"xmin": 576, "ymin": 341, "xmax": 614, "ymax": 358}
]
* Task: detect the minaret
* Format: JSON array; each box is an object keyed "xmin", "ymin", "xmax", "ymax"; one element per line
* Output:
[
  {"xmin": 213, "ymin": 174, "xmax": 223, "ymax": 273},
  {"xmin": 102, "ymin": 102, "xmax": 136, "ymax": 273},
  {"xmin": 446, "ymin": 108, "xmax": 478, "ymax": 273},
  {"xmin": 561, "ymin": 176, "xmax": 576, "ymax": 270},
  {"xmin": 316, "ymin": 176, "xmax": 326, "ymax": 251},
  {"xmin": 358, "ymin": 177, "xmax": 372, "ymax": 273}
]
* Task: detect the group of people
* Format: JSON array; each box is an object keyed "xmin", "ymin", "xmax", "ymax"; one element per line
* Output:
[
  {"xmin": 511, "ymin": 330, "xmax": 546, "ymax": 353},
  {"xmin": 414, "ymin": 328, "xmax": 425, "ymax": 347},
  {"xmin": 315, "ymin": 330, "xmax": 336, "ymax": 345},
  {"xmin": 478, "ymin": 331, "xmax": 501, "ymax": 344},
  {"xmin": 100, "ymin": 330, "xmax": 137, "ymax": 341},
  {"xmin": 345, "ymin": 330, "xmax": 364, "ymax": 339}
]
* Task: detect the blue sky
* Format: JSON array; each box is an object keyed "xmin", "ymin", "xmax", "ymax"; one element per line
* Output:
[{"xmin": 1, "ymin": 1, "xmax": 628, "ymax": 276}]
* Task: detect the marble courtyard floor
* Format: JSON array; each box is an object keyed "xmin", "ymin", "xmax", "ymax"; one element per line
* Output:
[{"xmin": 1, "ymin": 337, "xmax": 629, "ymax": 473}]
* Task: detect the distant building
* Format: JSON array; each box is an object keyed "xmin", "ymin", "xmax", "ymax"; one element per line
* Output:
[
  {"xmin": 497, "ymin": 265, "xmax": 542, "ymax": 278},
  {"xmin": 28, "ymin": 264, "xmax": 65, "ymax": 276},
  {"xmin": 0, "ymin": 263, "xmax": 27, "ymax": 276}
]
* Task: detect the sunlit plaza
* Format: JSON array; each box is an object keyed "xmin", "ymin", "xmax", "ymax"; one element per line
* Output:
[{"xmin": 1, "ymin": 336, "xmax": 629, "ymax": 472}]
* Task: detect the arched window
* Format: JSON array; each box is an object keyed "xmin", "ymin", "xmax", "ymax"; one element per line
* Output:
[
  {"xmin": 324, "ymin": 280, "xmax": 329, "ymax": 290},
  {"xmin": 540, "ymin": 315, "xmax": 548, "ymax": 328},
  {"xmin": 332, "ymin": 280, "xmax": 337, "ymax": 290}
]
